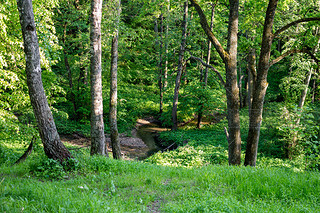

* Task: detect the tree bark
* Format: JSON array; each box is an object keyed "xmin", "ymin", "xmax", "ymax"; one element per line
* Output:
[
  {"xmin": 172, "ymin": 1, "xmax": 188, "ymax": 131},
  {"xmin": 224, "ymin": 0, "xmax": 241, "ymax": 165},
  {"xmin": 244, "ymin": 0, "xmax": 278, "ymax": 166},
  {"xmin": 109, "ymin": 0, "xmax": 122, "ymax": 160},
  {"xmin": 16, "ymin": 0, "xmax": 72, "ymax": 163},
  {"xmin": 90, "ymin": 0, "xmax": 107, "ymax": 156},
  {"xmin": 190, "ymin": 0, "xmax": 241, "ymax": 165}
]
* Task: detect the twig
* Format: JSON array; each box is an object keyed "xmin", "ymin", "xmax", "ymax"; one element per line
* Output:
[{"xmin": 163, "ymin": 142, "xmax": 176, "ymax": 151}]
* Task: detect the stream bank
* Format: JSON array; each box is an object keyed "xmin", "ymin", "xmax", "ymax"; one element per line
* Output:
[{"xmin": 61, "ymin": 118, "xmax": 169, "ymax": 160}]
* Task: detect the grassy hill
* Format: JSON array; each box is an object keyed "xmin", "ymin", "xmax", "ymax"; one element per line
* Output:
[{"xmin": 1, "ymin": 147, "xmax": 320, "ymax": 212}]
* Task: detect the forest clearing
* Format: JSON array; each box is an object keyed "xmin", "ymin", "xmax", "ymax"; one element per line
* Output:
[{"xmin": 1, "ymin": 0, "xmax": 320, "ymax": 212}]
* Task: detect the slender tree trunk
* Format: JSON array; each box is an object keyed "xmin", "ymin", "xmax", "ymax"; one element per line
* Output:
[
  {"xmin": 109, "ymin": 0, "xmax": 122, "ymax": 160},
  {"xmin": 204, "ymin": 3, "xmax": 215, "ymax": 86},
  {"xmin": 238, "ymin": 69, "xmax": 244, "ymax": 109},
  {"xmin": 172, "ymin": 1, "xmax": 188, "ymax": 131},
  {"xmin": 90, "ymin": 0, "xmax": 107, "ymax": 156},
  {"xmin": 244, "ymin": 0, "xmax": 279, "ymax": 166},
  {"xmin": 16, "ymin": 0, "xmax": 72, "ymax": 163},
  {"xmin": 62, "ymin": 23, "xmax": 78, "ymax": 118},
  {"xmin": 159, "ymin": 12, "xmax": 164, "ymax": 114},
  {"xmin": 289, "ymin": 37, "xmax": 320, "ymax": 158},
  {"xmin": 197, "ymin": 3, "xmax": 215, "ymax": 129},
  {"xmin": 298, "ymin": 70, "xmax": 313, "ymax": 108},
  {"xmin": 247, "ymin": 48, "xmax": 256, "ymax": 116},
  {"xmin": 164, "ymin": 0, "xmax": 170, "ymax": 89}
]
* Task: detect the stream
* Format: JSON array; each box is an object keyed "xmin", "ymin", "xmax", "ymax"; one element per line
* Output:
[{"xmin": 134, "ymin": 119, "xmax": 170, "ymax": 160}]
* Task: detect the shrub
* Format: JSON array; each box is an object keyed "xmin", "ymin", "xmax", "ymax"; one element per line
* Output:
[{"xmin": 29, "ymin": 157, "xmax": 66, "ymax": 180}]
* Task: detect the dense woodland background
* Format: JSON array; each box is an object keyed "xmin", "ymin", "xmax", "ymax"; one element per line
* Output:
[{"xmin": 1, "ymin": 0, "xmax": 320, "ymax": 211}]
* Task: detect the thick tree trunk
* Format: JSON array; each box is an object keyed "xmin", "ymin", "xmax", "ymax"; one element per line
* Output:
[
  {"xmin": 225, "ymin": 0, "xmax": 241, "ymax": 165},
  {"xmin": 16, "ymin": 0, "xmax": 72, "ymax": 163},
  {"xmin": 172, "ymin": 1, "xmax": 188, "ymax": 131},
  {"xmin": 190, "ymin": 0, "xmax": 241, "ymax": 165},
  {"xmin": 244, "ymin": 0, "xmax": 279, "ymax": 166},
  {"xmin": 90, "ymin": 0, "xmax": 107, "ymax": 156},
  {"xmin": 109, "ymin": 0, "xmax": 121, "ymax": 160}
]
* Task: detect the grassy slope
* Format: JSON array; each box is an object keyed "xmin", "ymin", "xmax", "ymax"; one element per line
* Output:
[
  {"xmin": 1, "ymin": 103, "xmax": 320, "ymax": 212},
  {"xmin": 1, "ymin": 152, "xmax": 320, "ymax": 213}
]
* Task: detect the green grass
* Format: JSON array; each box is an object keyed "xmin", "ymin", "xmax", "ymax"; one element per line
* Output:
[
  {"xmin": 1, "ymin": 104, "xmax": 320, "ymax": 212},
  {"xmin": 1, "ymin": 153, "xmax": 320, "ymax": 212},
  {"xmin": 150, "ymin": 103, "xmax": 311, "ymax": 171}
]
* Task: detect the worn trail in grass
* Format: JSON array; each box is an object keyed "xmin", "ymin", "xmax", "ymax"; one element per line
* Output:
[{"xmin": 1, "ymin": 155, "xmax": 319, "ymax": 213}]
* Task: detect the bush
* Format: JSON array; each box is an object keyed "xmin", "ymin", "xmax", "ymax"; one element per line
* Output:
[{"xmin": 29, "ymin": 157, "xmax": 66, "ymax": 180}]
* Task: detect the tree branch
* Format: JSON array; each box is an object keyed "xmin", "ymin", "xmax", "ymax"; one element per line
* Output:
[
  {"xmin": 269, "ymin": 49, "xmax": 305, "ymax": 67},
  {"xmin": 187, "ymin": 55, "xmax": 226, "ymax": 87},
  {"xmin": 14, "ymin": 136, "xmax": 35, "ymax": 165},
  {"xmin": 190, "ymin": 0, "xmax": 229, "ymax": 63},
  {"xmin": 273, "ymin": 17, "xmax": 320, "ymax": 38},
  {"xmin": 270, "ymin": 48, "xmax": 320, "ymax": 67}
]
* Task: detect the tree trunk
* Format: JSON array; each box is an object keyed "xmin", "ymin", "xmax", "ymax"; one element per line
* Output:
[
  {"xmin": 159, "ymin": 12, "xmax": 164, "ymax": 114},
  {"xmin": 109, "ymin": 0, "xmax": 122, "ymax": 160},
  {"xmin": 62, "ymin": 23, "xmax": 77, "ymax": 118},
  {"xmin": 224, "ymin": 0, "xmax": 241, "ymax": 165},
  {"xmin": 289, "ymin": 37, "xmax": 320, "ymax": 158},
  {"xmin": 247, "ymin": 48, "xmax": 256, "ymax": 116},
  {"xmin": 244, "ymin": 0, "xmax": 279, "ymax": 166},
  {"xmin": 172, "ymin": 1, "xmax": 188, "ymax": 131},
  {"xmin": 16, "ymin": 0, "xmax": 72, "ymax": 163},
  {"xmin": 90, "ymin": 0, "xmax": 107, "ymax": 156},
  {"xmin": 239, "ymin": 70, "xmax": 244, "ymax": 109},
  {"xmin": 164, "ymin": 0, "xmax": 170, "ymax": 89},
  {"xmin": 197, "ymin": 3, "xmax": 215, "ymax": 129},
  {"xmin": 190, "ymin": 0, "xmax": 241, "ymax": 165}
]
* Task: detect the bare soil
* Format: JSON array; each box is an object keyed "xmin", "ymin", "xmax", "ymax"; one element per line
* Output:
[{"xmin": 60, "ymin": 118, "xmax": 163, "ymax": 160}]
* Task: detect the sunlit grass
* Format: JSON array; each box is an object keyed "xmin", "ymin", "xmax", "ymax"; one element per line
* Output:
[{"xmin": 1, "ymin": 156, "xmax": 319, "ymax": 212}]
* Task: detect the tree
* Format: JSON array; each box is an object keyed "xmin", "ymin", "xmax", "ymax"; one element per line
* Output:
[
  {"xmin": 53, "ymin": 0, "xmax": 90, "ymax": 120},
  {"xmin": 109, "ymin": 0, "xmax": 122, "ymax": 160},
  {"xmin": 244, "ymin": 0, "xmax": 320, "ymax": 166},
  {"xmin": 16, "ymin": 0, "xmax": 72, "ymax": 163},
  {"xmin": 172, "ymin": 0, "xmax": 188, "ymax": 131},
  {"xmin": 190, "ymin": 0, "xmax": 241, "ymax": 165},
  {"xmin": 90, "ymin": 0, "xmax": 107, "ymax": 156},
  {"xmin": 191, "ymin": 0, "xmax": 320, "ymax": 166},
  {"xmin": 197, "ymin": 1, "xmax": 217, "ymax": 129}
]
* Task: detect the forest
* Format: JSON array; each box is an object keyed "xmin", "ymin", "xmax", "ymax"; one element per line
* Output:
[{"xmin": 1, "ymin": 0, "xmax": 320, "ymax": 212}]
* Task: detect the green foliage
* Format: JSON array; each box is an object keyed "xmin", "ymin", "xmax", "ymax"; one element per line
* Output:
[
  {"xmin": 29, "ymin": 157, "xmax": 66, "ymax": 180},
  {"xmin": 146, "ymin": 145, "xmax": 228, "ymax": 168}
]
